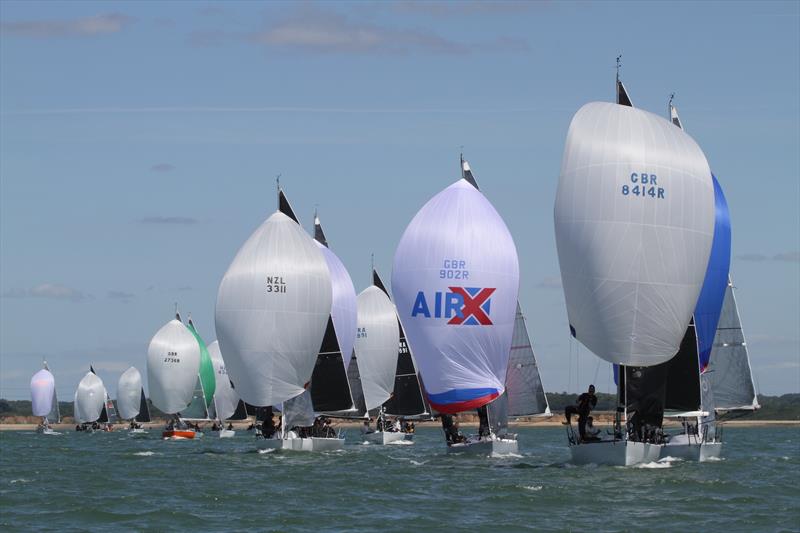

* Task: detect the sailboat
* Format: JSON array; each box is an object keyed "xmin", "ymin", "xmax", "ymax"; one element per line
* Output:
[
  {"xmin": 207, "ymin": 340, "xmax": 239, "ymax": 438},
  {"xmin": 90, "ymin": 366, "xmax": 117, "ymax": 430},
  {"xmin": 30, "ymin": 362, "xmax": 61, "ymax": 435},
  {"xmin": 180, "ymin": 317, "xmax": 217, "ymax": 429},
  {"xmin": 554, "ymin": 62, "xmax": 717, "ymax": 465},
  {"xmin": 117, "ymin": 366, "xmax": 149, "ymax": 435},
  {"xmin": 461, "ymin": 159, "xmax": 552, "ymax": 445},
  {"xmin": 215, "ymin": 186, "xmax": 333, "ymax": 451},
  {"xmin": 652, "ymin": 98, "xmax": 731, "ymax": 461},
  {"xmin": 289, "ymin": 213, "xmax": 358, "ymax": 449},
  {"xmin": 73, "ymin": 371, "xmax": 107, "ymax": 431},
  {"xmin": 146, "ymin": 310, "xmax": 202, "ymax": 439},
  {"xmin": 365, "ymin": 269, "xmax": 431, "ymax": 444},
  {"xmin": 391, "ymin": 157, "xmax": 521, "ymax": 455}
]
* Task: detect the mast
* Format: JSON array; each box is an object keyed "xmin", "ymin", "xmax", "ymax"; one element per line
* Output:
[{"xmin": 616, "ymin": 55, "xmax": 633, "ymax": 107}]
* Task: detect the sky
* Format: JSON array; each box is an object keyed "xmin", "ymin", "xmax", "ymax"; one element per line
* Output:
[{"xmin": 1, "ymin": 0, "xmax": 798, "ymax": 401}]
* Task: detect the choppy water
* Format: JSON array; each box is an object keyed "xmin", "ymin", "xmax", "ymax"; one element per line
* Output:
[{"xmin": 1, "ymin": 426, "xmax": 798, "ymax": 532}]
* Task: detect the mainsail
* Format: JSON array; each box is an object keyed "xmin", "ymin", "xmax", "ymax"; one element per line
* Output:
[
  {"xmin": 208, "ymin": 340, "xmax": 240, "ymax": 421},
  {"xmin": 215, "ymin": 188, "xmax": 332, "ymax": 408},
  {"xmin": 136, "ymin": 388, "xmax": 151, "ymax": 423},
  {"xmin": 73, "ymin": 372, "xmax": 106, "ymax": 424},
  {"xmin": 392, "ymin": 168, "xmax": 520, "ymax": 414},
  {"xmin": 707, "ymin": 279, "xmax": 759, "ymax": 411},
  {"xmin": 117, "ymin": 367, "xmax": 144, "ymax": 421},
  {"xmin": 146, "ymin": 313, "xmax": 201, "ymax": 415},
  {"xmin": 554, "ymin": 100, "xmax": 715, "ymax": 366},
  {"xmin": 30, "ymin": 368, "xmax": 55, "ymax": 419}
]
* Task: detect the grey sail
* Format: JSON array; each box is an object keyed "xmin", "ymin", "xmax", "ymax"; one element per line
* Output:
[
  {"xmin": 44, "ymin": 362, "xmax": 61, "ymax": 423},
  {"xmin": 282, "ymin": 389, "xmax": 316, "ymax": 429},
  {"xmin": 346, "ymin": 356, "xmax": 367, "ymax": 417},
  {"xmin": 504, "ymin": 302, "xmax": 551, "ymax": 417},
  {"xmin": 707, "ymin": 279, "xmax": 759, "ymax": 411}
]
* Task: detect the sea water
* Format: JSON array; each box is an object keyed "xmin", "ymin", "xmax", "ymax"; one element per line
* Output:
[{"xmin": 1, "ymin": 427, "xmax": 798, "ymax": 532}]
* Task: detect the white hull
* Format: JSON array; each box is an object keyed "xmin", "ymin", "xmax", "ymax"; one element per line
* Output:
[
  {"xmin": 364, "ymin": 431, "xmax": 413, "ymax": 445},
  {"xmin": 256, "ymin": 436, "xmax": 345, "ymax": 452},
  {"xmin": 214, "ymin": 429, "xmax": 236, "ymax": 439},
  {"xmin": 661, "ymin": 441, "xmax": 722, "ymax": 461},
  {"xmin": 447, "ymin": 437, "xmax": 518, "ymax": 456},
  {"xmin": 569, "ymin": 440, "xmax": 662, "ymax": 466}
]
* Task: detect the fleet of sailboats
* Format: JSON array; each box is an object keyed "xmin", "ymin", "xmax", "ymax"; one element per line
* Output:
[{"xmin": 21, "ymin": 60, "xmax": 763, "ymax": 469}]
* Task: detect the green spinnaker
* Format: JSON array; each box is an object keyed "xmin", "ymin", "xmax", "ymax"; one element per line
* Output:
[{"xmin": 186, "ymin": 320, "xmax": 216, "ymax": 407}]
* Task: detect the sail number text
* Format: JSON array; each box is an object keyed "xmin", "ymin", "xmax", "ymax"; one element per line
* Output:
[
  {"xmin": 357, "ymin": 327, "xmax": 367, "ymax": 339},
  {"xmin": 622, "ymin": 173, "xmax": 665, "ymax": 199},
  {"xmin": 439, "ymin": 259, "xmax": 469, "ymax": 280},
  {"xmin": 266, "ymin": 276, "xmax": 287, "ymax": 293},
  {"xmin": 164, "ymin": 351, "xmax": 180, "ymax": 363}
]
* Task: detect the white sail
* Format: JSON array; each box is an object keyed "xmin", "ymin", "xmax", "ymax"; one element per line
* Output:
[
  {"xmin": 354, "ymin": 286, "xmax": 401, "ymax": 411},
  {"xmin": 392, "ymin": 178, "xmax": 520, "ymax": 414},
  {"xmin": 554, "ymin": 102, "xmax": 715, "ymax": 366},
  {"xmin": 215, "ymin": 198, "xmax": 332, "ymax": 407},
  {"xmin": 146, "ymin": 318, "xmax": 201, "ymax": 414},
  {"xmin": 116, "ymin": 367, "xmax": 143, "ymax": 421},
  {"xmin": 30, "ymin": 369, "xmax": 55, "ymax": 417},
  {"xmin": 208, "ymin": 340, "xmax": 240, "ymax": 421},
  {"xmin": 73, "ymin": 372, "xmax": 106, "ymax": 423}
]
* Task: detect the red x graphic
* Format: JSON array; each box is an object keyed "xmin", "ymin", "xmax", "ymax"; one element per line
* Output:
[{"xmin": 447, "ymin": 287, "xmax": 495, "ymax": 325}]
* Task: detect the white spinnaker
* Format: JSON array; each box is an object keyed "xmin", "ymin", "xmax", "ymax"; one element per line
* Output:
[
  {"xmin": 215, "ymin": 211, "xmax": 332, "ymax": 407},
  {"xmin": 30, "ymin": 369, "xmax": 55, "ymax": 417},
  {"xmin": 391, "ymin": 179, "xmax": 519, "ymax": 413},
  {"xmin": 73, "ymin": 372, "xmax": 106, "ymax": 423},
  {"xmin": 354, "ymin": 286, "xmax": 401, "ymax": 410},
  {"xmin": 554, "ymin": 102, "xmax": 715, "ymax": 367},
  {"xmin": 146, "ymin": 319, "xmax": 201, "ymax": 414},
  {"xmin": 116, "ymin": 367, "xmax": 143, "ymax": 420},
  {"xmin": 316, "ymin": 242, "xmax": 358, "ymax": 369},
  {"xmin": 207, "ymin": 340, "xmax": 239, "ymax": 421}
]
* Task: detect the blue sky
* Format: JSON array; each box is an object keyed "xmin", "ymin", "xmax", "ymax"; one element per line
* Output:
[{"xmin": 1, "ymin": 0, "xmax": 798, "ymax": 400}]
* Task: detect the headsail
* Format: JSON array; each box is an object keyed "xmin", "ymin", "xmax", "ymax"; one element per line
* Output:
[
  {"xmin": 215, "ymin": 187, "xmax": 332, "ymax": 407},
  {"xmin": 117, "ymin": 367, "xmax": 143, "ymax": 421},
  {"xmin": 392, "ymin": 168, "xmax": 520, "ymax": 414},
  {"xmin": 707, "ymin": 279, "xmax": 759, "ymax": 411},
  {"xmin": 30, "ymin": 368, "xmax": 55, "ymax": 418},
  {"xmin": 146, "ymin": 315, "xmax": 201, "ymax": 414},
  {"xmin": 135, "ymin": 388, "xmax": 151, "ymax": 423},
  {"xmin": 554, "ymin": 101, "xmax": 715, "ymax": 366},
  {"xmin": 505, "ymin": 302, "xmax": 551, "ymax": 417}
]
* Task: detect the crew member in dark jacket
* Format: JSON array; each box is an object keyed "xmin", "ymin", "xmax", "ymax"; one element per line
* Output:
[{"xmin": 564, "ymin": 384, "xmax": 598, "ymax": 441}]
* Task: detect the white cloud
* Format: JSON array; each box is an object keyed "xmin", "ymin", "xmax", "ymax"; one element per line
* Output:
[
  {"xmin": 2, "ymin": 283, "xmax": 88, "ymax": 302},
  {"xmin": 0, "ymin": 13, "xmax": 134, "ymax": 38}
]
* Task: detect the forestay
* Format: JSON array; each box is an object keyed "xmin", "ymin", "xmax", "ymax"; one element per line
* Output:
[
  {"xmin": 146, "ymin": 317, "xmax": 201, "ymax": 414},
  {"xmin": 73, "ymin": 372, "xmax": 106, "ymax": 423},
  {"xmin": 354, "ymin": 286, "xmax": 400, "ymax": 411},
  {"xmin": 392, "ymin": 179, "xmax": 520, "ymax": 414},
  {"xmin": 116, "ymin": 367, "xmax": 143, "ymax": 420},
  {"xmin": 215, "ymin": 191, "xmax": 332, "ymax": 407},
  {"xmin": 30, "ymin": 369, "xmax": 55, "ymax": 418},
  {"xmin": 208, "ymin": 340, "xmax": 240, "ymax": 421},
  {"xmin": 554, "ymin": 102, "xmax": 715, "ymax": 366}
]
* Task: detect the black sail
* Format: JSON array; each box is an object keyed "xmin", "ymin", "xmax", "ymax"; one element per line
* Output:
[
  {"xmin": 135, "ymin": 388, "xmax": 151, "ymax": 423},
  {"xmin": 310, "ymin": 316, "xmax": 354, "ymax": 412}
]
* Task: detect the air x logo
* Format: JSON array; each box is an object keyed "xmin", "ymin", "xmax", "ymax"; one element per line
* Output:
[{"xmin": 447, "ymin": 287, "xmax": 495, "ymax": 325}]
